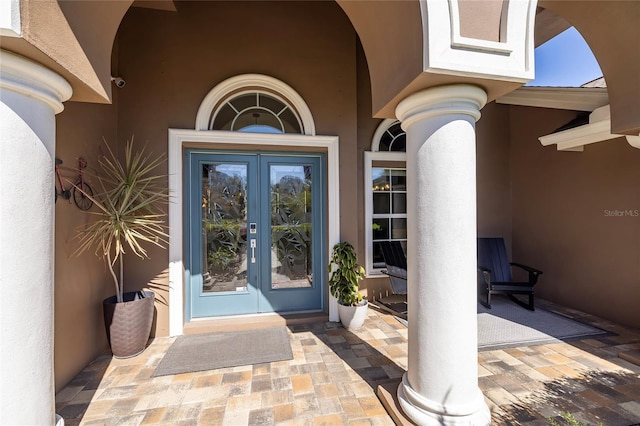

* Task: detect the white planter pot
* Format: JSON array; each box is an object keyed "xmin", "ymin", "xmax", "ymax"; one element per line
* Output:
[{"xmin": 338, "ymin": 300, "xmax": 368, "ymax": 329}]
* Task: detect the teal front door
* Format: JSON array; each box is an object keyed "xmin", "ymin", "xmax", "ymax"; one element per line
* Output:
[{"xmin": 186, "ymin": 150, "xmax": 326, "ymax": 319}]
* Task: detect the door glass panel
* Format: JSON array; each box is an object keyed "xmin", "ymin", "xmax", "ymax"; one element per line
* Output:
[
  {"xmin": 201, "ymin": 163, "xmax": 248, "ymax": 293},
  {"xmin": 270, "ymin": 164, "xmax": 313, "ymax": 289}
]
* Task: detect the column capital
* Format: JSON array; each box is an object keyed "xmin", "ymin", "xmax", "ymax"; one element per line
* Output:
[
  {"xmin": 0, "ymin": 49, "xmax": 72, "ymax": 114},
  {"xmin": 395, "ymin": 84, "xmax": 487, "ymax": 130}
]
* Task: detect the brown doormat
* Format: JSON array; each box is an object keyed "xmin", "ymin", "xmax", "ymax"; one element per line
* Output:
[{"xmin": 152, "ymin": 327, "xmax": 293, "ymax": 377}]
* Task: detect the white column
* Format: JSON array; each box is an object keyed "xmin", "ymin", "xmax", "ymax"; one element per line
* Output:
[
  {"xmin": 395, "ymin": 85, "xmax": 490, "ymax": 425},
  {"xmin": 0, "ymin": 50, "xmax": 71, "ymax": 425}
]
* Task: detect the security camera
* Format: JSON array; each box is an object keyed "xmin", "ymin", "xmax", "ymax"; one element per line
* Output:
[{"xmin": 111, "ymin": 77, "xmax": 126, "ymax": 88}]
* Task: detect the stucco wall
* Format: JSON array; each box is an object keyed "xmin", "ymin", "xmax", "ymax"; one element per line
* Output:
[
  {"xmin": 477, "ymin": 102, "xmax": 513, "ymax": 243},
  {"xmin": 114, "ymin": 1, "xmax": 358, "ymax": 335},
  {"xmin": 54, "ymin": 101, "xmax": 117, "ymax": 392},
  {"xmin": 510, "ymin": 105, "xmax": 640, "ymax": 329}
]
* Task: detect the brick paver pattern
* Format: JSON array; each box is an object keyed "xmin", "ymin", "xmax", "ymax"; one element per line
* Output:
[{"xmin": 55, "ymin": 299, "xmax": 640, "ymax": 425}]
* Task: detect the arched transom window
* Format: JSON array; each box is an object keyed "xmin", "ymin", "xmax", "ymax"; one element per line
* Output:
[
  {"xmin": 195, "ymin": 74, "xmax": 316, "ymax": 135},
  {"xmin": 211, "ymin": 91, "xmax": 303, "ymax": 134},
  {"xmin": 365, "ymin": 119, "xmax": 408, "ymax": 276},
  {"xmin": 376, "ymin": 120, "xmax": 406, "ymax": 152}
]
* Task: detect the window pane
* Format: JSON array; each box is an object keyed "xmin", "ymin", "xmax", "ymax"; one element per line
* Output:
[
  {"xmin": 270, "ymin": 164, "xmax": 312, "ymax": 289},
  {"xmin": 202, "ymin": 163, "xmax": 248, "ymax": 293},
  {"xmin": 211, "ymin": 92, "xmax": 303, "ymax": 135},
  {"xmin": 372, "ymin": 242, "xmax": 385, "ymax": 267},
  {"xmin": 230, "ymin": 93, "xmax": 257, "ymax": 111},
  {"xmin": 391, "ymin": 170, "xmax": 406, "ymax": 191},
  {"xmin": 392, "ymin": 193, "xmax": 407, "ymax": 214},
  {"xmin": 279, "ymin": 108, "xmax": 302, "ymax": 134},
  {"xmin": 212, "ymin": 104, "xmax": 235, "ymax": 130},
  {"xmin": 259, "ymin": 93, "xmax": 285, "ymax": 112},
  {"xmin": 391, "ymin": 218, "xmax": 407, "ymax": 239},
  {"xmin": 373, "ymin": 193, "xmax": 390, "ymax": 214},
  {"xmin": 235, "ymin": 108, "xmax": 282, "ymax": 133},
  {"xmin": 373, "ymin": 218, "xmax": 389, "ymax": 240},
  {"xmin": 372, "ymin": 168, "xmax": 390, "ymax": 191},
  {"xmin": 379, "ymin": 132, "xmax": 392, "ymax": 152},
  {"xmin": 389, "ymin": 136, "xmax": 406, "ymax": 152}
]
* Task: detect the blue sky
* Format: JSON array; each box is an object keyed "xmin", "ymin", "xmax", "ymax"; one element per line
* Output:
[{"xmin": 526, "ymin": 27, "xmax": 603, "ymax": 87}]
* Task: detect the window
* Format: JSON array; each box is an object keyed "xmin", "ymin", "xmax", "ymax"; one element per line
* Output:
[
  {"xmin": 365, "ymin": 119, "xmax": 407, "ymax": 275},
  {"xmin": 211, "ymin": 91, "xmax": 303, "ymax": 134}
]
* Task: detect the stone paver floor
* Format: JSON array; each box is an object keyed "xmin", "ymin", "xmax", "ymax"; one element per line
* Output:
[{"xmin": 56, "ymin": 300, "xmax": 640, "ymax": 425}]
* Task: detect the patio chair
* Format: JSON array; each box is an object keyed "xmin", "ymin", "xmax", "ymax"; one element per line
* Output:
[
  {"xmin": 477, "ymin": 237, "xmax": 543, "ymax": 311},
  {"xmin": 380, "ymin": 241, "xmax": 407, "ymax": 295}
]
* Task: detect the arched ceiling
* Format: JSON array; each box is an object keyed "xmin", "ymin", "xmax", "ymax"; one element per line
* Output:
[
  {"xmin": 539, "ymin": 0, "xmax": 640, "ymax": 136},
  {"xmin": 1, "ymin": 0, "xmax": 133, "ymax": 103},
  {"xmin": 2, "ymin": 0, "xmax": 638, "ymax": 135},
  {"xmin": 338, "ymin": 0, "xmax": 539, "ymax": 118}
]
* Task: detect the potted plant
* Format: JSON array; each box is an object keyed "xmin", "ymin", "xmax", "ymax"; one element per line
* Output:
[
  {"xmin": 74, "ymin": 138, "xmax": 168, "ymax": 358},
  {"xmin": 328, "ymin": 242, "xmax": 367, "ymax": 329}
]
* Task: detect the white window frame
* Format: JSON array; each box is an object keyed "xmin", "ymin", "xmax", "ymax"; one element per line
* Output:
[{"xmin": 364, "ymin": 149, "xmax": 407, "ymax": 276}]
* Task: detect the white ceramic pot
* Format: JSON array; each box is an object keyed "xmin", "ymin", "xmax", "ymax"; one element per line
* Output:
[{"xmin": 338, "ymin": 300, "xmax": 368, "ymax": 329}]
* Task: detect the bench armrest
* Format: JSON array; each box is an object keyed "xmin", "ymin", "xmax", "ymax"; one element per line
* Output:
[
  {"xmin": 510, "ymin": 262, "xmax": 543, "ymax": 285},
  {"xmin": 382, "ymin": 268, "xmax": 407, "ymax": 281}
]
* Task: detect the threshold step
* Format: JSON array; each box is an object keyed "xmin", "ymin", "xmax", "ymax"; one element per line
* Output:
[{"xmin": 184, "ymin": 312, "xmax": 328, "ymax": 335}]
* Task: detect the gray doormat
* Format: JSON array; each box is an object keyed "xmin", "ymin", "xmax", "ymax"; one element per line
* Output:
[
  {"xmin": 393, "ymin": 296, "xmax": 609, "ymax": 351},
  {"xmin": 477, "ymin": 296, "xmax": 609, "ymax": 350},
  {"xmin": 152, "ymin": 327, "xmax": 293, "ymax": 377}
]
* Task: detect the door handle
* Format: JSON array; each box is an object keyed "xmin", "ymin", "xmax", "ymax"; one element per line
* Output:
[{"xmin": 250, "ymin": 238, "xmax": 256, "ymax": 263}]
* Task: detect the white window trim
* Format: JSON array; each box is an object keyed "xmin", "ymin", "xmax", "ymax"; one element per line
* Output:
[
  {"xmin": 168, "ymin": 129, "xmax": 341, "ymax": 336},
  {"xmin": 364, "ymin": 150, "xmax": 406, "ymax": 277}
]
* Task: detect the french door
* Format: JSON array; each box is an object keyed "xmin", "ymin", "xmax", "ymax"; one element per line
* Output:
[{"xmin": 186, "ymin": 150, "xmax": 326, "ymax": 318}]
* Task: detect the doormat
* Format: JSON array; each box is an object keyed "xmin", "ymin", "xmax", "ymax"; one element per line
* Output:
[
  {"xmin": 152, "ymin": 327, "xmax": 293, "ymax": 377},
  {"xmin": 477, "ymin": 296, "xmax": 610, "ymax": 351},
  {"xmin": 392, "ymin": 296, "xmax": 609, "ymax": 351}
]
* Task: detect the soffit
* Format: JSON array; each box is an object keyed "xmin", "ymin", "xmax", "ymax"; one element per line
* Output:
[
  {"xmin": 496, "ymin": 87, "xmax": 609, "ymax": 112},
  {"xmin": 5, "ymin": 0, "xmax": 133, "ymax": 104}
]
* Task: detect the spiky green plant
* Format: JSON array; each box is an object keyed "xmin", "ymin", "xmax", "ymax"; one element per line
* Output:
[
  {"xmin": 328, "ymin": 242, "xmax": 366, "ymax": 306},
  {"xmin": 74, "ymin": 138, "xmax": 169, "ymax": 303}
]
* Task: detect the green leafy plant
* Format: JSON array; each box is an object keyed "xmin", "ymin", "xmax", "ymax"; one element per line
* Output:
[
  {"xmin": 208, "ymin": 246, "xmax": 237, "ymax": 270},
  {"xmin": 74, "ymin": 138, "xmax": 169, "ymax": 303},
  {"xmin": 328, "ymin": 242, "xmax": 366, "ymax": 306}
]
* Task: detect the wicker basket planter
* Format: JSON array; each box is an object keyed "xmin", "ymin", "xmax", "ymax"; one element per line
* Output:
[{"xmin": 103, "ymin": 291, "xmax": 155, "ymax": 358}]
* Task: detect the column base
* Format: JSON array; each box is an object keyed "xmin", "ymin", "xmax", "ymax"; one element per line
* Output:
[{"xmin": 397, "ymin": 374, "xmax": 491, "ymax": 426}]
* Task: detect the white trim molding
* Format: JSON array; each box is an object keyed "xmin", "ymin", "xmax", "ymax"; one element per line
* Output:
[
  {"xmin": 496, "ymin": 86, "xmax": 609, "ymax": 111},
  {"xmin": 168, "ymin": 130, "xmax": 340, "ymax": 335},
  {"xmin": 421, "ymin": 0, "xmax": 537, "ymax": 83},
  {"xmin": 195, "ymin": 74, "xmax": 316, "ymax": 135},
  {"xmin": 539, "ymin": 105, "xmax": 640, "ymax": 151}
]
